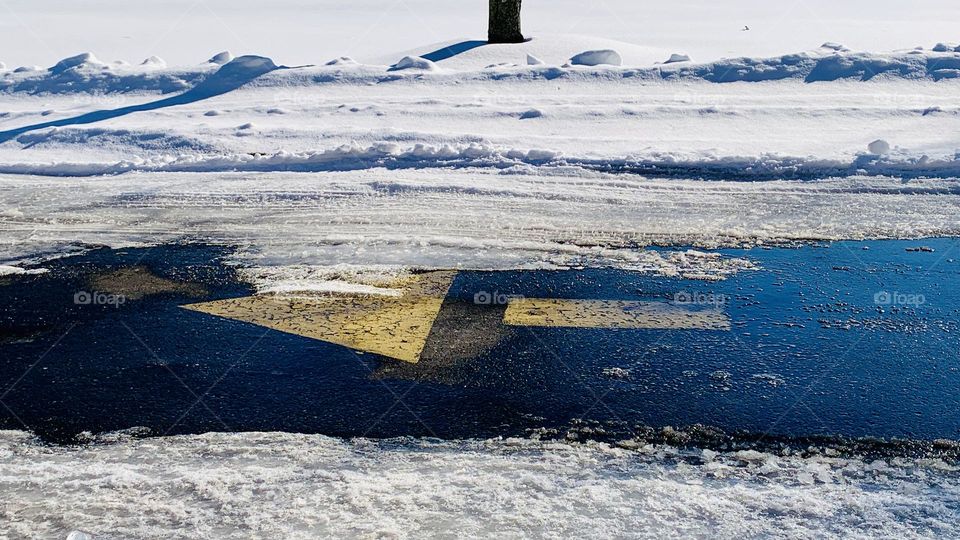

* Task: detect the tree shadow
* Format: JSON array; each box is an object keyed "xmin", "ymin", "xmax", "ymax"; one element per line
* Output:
[
  {"xmin": 0, "ymin": 56, "xmax": 281, "ymax": 144},
  {"xmin": 421, "ymin": 40, "xmax": 488, "ymax": 63}
]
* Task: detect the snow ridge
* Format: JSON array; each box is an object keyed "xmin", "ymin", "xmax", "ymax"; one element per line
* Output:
[
  {"xmin": 4, "ymin": 47, "xmax": 960, "ymax": 96},
  {"xmin": 2, "ymin": 430, "xmax": 958, "ymax": 539},
  {"xmin": 3, "ymin": 143, "xmax": 960, "ymax": 181}
]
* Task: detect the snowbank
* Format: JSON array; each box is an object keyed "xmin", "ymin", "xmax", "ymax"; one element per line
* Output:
[
  {"xmin": 4, "ymin": 142, "xmax": 960, "ymax": 181},
  {"xmin": 1, "ymin": 430, "xmax": 957, "ymax": 539},
  {"xmin": 5, "ymin": 41, "xmax": 960, "ymax": 97}
]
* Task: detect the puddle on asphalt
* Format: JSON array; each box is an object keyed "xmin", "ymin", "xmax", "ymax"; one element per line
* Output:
[{"xmin": 1, "ymin": 240, "xmax": 959, "ymax": 460}]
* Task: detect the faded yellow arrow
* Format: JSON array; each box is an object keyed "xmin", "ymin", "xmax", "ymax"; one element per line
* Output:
[
  {"xmin": 182, "ymin": 271, "xmax": 456, "ymax": 364},
  {"xmin": 503, "ymin": 298, "xmax": 730, "ymax": 330},
  {"xmin": 182, "ymin": 270, "xmax": 730, "ymax": 364}
]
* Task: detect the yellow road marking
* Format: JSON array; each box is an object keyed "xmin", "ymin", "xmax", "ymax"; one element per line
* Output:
[
  {"xmin": 182, "ymin": 271, "xmax": 456, "ymax": 364},
  {"xmin": 183, "ymin": 270, "xmax": 730, "ymax": 365},
  {"xmin": 503, "ymin": 298, "xmax": 730, "ymax": 330}
]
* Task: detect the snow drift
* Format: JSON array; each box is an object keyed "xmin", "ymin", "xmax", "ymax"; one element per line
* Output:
[{"xmin": 1, "ymin": 430, "xmax": 958, "ymax": 539}]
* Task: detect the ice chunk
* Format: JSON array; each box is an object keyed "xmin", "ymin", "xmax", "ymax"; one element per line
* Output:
[
  {"xmin": 0, "ymin": 265, "xmax": 47, "ymax": 276},
  {"xmin": 0, "ymin": 62, "xmax": 5, "ymax": 70},
  {"xmin": 868, "ymin": 139, "xmax": 891, "ymax": 154},
  {"xmin": 13, "ymin": 65, "xmax": 40, "ymax": 73},
  {"xmin": 389, "ymin": 56, "xmax": 438, "ymax": 71},
  {"xmin": 664, "ymin": 53, "xmax": 691, "ymax": 64},
  {"xmin": 602, "ymin": 367, "xmax": 631, "ymax": 379},
  {"xmin": 570, "ymin": 49, "xmax": 623, "ymax": 67},
  {"xmin": 526, "ymin": 54, "xmax": 544, "ymax": 66},
  {"xmin": 66, "ymin": 532, "xmax": 91, "ymax": 540},
  {"xmin": 932, "ymin": 43, "xmax": 958, "ymax": 53}
]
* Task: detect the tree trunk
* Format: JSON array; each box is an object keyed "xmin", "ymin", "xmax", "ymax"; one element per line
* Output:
[{"xmin": 488, "ymin": 0, "xmax": 524, "ymax": 44}]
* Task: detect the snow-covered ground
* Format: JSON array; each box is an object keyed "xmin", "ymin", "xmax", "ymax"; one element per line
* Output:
[
  {"xmin": 2, "ymin": 37, "xmax": 960, "ymax": 286},
  {"xmin": 3, "ymin": 170, "xmax": 960, "ymax": 294},
  {"xmin": 3, "ymin": 2, "xmax": 960, "ymax": 537},
  {"xmin": 3, "ymin": 0, "xmax": 960, "ymax": 68},
  {"xmin": 2, "ymin": 430, "xmax": 959, "ymax": 539}
]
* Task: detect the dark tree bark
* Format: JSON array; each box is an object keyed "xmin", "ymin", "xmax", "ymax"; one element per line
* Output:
[{"xmin": 488, "ymin": 0, "xmax": 524, "ymax": 43}]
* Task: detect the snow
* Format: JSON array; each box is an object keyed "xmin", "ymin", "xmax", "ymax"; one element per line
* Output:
[
  {"xmin": 389, "ymin": 55, "xmax": 438, "ymax": 71},
  {"xmin": 1, "ymin": 3, "xmax": 960, "ymax": 537},
  {"xmin": 933, "ymin": 43, "xmax": 960, "ymax": 53},
  {"xmin": 0, "ymin": 265, "xmax": 47, "ymax": 276},
  {"xmin": 2, "ymin": 70, "xmax": 959, "ymax": 177},
  {"xmin": 2, "ymin": 169, "xmax": 959, "ymax": 290},
  {"xmin": 325, "ymin": 56, "xmax": 358, "ymax": 66},
  {"xmin": 48, "ymin": 52, "xmax": 104, "ymax": 74},
  {"xmin": 821, "ymin": 42, "xmax": 850, "ymax": 52},
  {"xmin": 1, "ymin": 430, "xmax": 958, "ymax": 539},
  {"xmin": 2, "ymin": 0, "xmax": 959, "ymax": 68},
  {"xmin": 868, "ymin": 139, "xmax": 892, "ymax": 154},
  {"xmin": 1, "ymin": 43, "xmax": 959, "ymax": 281},
  {"xmin": 139, "ymin": 55, "xmax": 166, "ymax": 68},
  {"xmin": 570, "ymin": 49, "xmax": 623, "ymax": 67},
  {"xmin": 208, "ymin": 51, "xmax": 234, "ymax": 65}
]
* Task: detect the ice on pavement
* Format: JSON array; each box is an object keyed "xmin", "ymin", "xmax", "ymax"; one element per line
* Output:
[
  {"xmin": 0, "ymin": 265, "xmax": 48, "ymax": 276},
  {"xmin": 4, "ymin": 170, "xmax": 960, "ymax": 295}
]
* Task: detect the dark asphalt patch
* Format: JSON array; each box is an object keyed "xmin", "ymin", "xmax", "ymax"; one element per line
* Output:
[{"xmin": 0, "ymin": 240, "xmax": 959, "ymax": 459}]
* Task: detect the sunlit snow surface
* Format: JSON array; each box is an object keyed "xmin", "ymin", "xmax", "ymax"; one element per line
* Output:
[
  {"xmin": 3, "ymin": 8, "xmax": 960, "ymax": 536},
  {"xmin": 1, "ymin": 430, "xmax": 958, "ymax": 539},
  {"xmin": 2, "ymin": 171, "xmax": 959, "ymax": 290}
]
